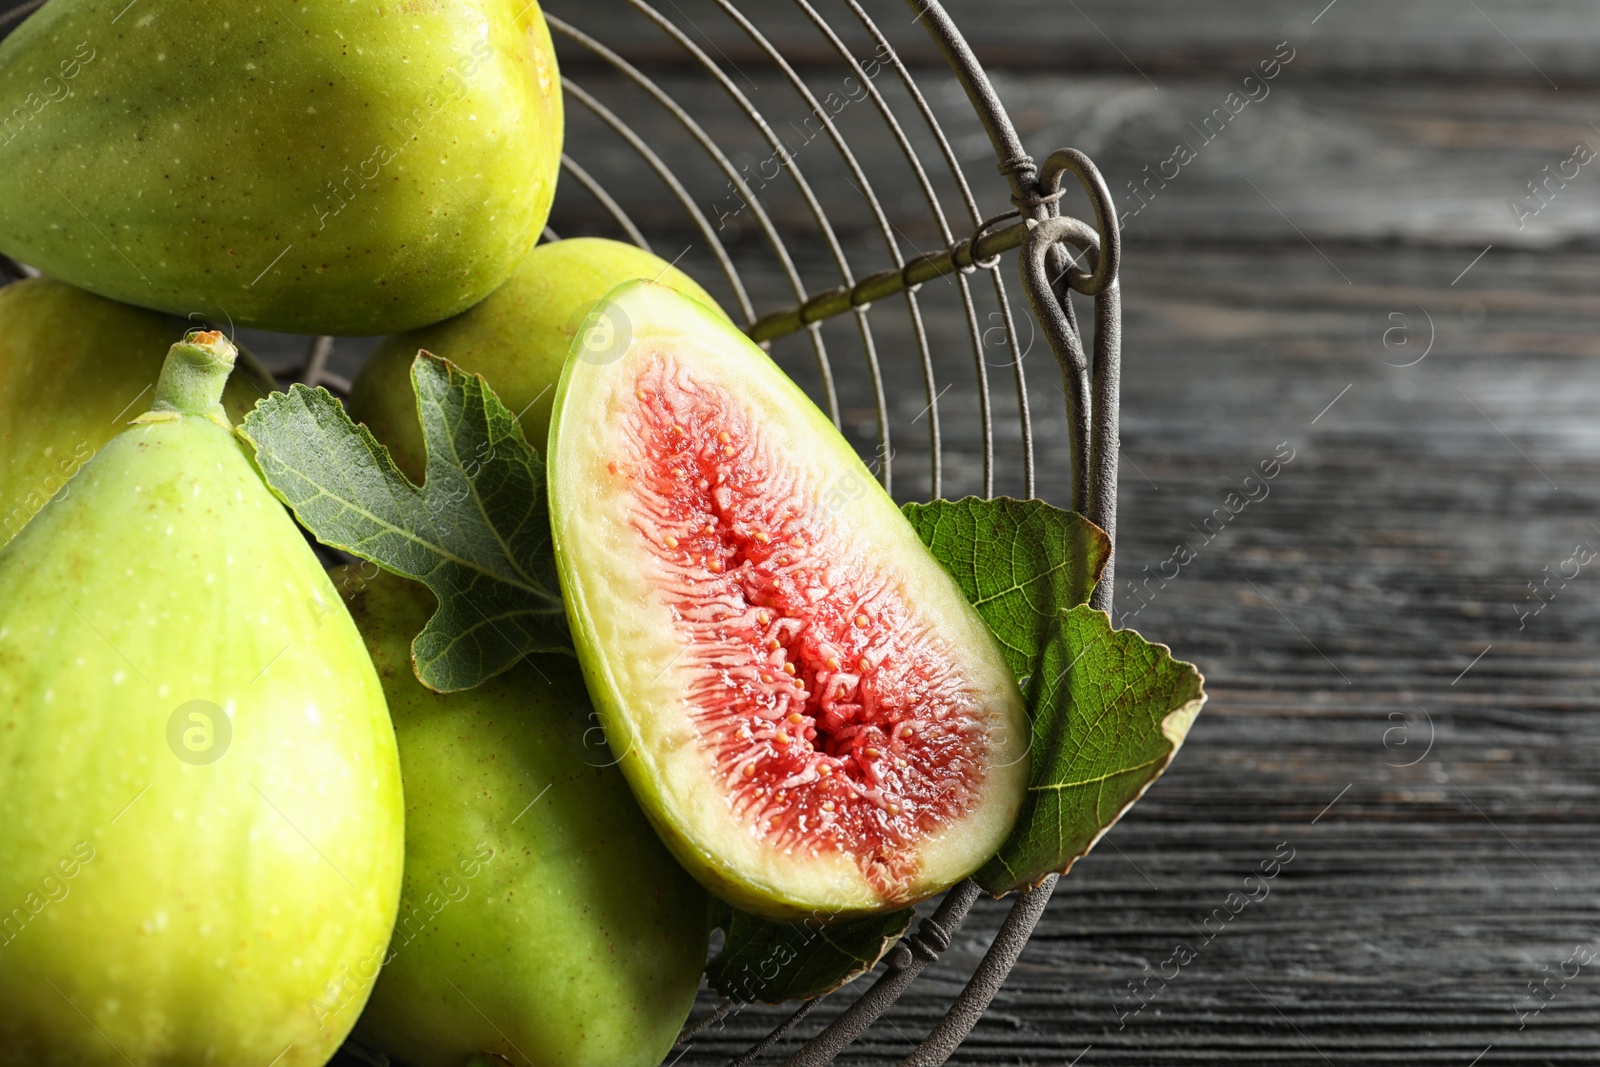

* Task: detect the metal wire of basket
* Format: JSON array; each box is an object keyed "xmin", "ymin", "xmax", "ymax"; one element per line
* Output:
[
  {"xmin": 523, "ymin": 10, "xmax": 1119, "ymax": 1060},
  {"xmin": 0, "ymin": 0, "xmax": 1121, "ymax": 1063}
]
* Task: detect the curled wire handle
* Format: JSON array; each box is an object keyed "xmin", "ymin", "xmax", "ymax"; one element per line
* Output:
[
  {"xmin": 1021, "ymin": 215, "xmax": 1100, "ymax": 514},
  {"xmin": 1018, "ymin": 211, "xmax": 1121, "ymax": 604},
  {"xmin": 1022, "ymin": 216, "xmax": 1101, "ymax": 377},
  {"xmin": 1038, "ymin": 148, "xmax": 1121, "ymax": 297},
  {"xmin": 1088, "ymin": 277, "xmax": 1122, "ymax": 614}
]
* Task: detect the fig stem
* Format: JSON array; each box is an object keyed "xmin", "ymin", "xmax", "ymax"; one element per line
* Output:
[{"xmin": 150, "ymin": 330, "xmax": 239, "ymax": 420}]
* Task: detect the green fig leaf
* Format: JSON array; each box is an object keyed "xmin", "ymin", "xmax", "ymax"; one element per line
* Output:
[
  {"xmin": 901, "ymin": 497, "xmax": 1111, "ymax": 678},
  {"xmin": 905, "ymin": 497, "xmax": 1204, "ymax": 895},
  {"xmin": 241, "ymin": 353, "xmax": 569, "ymax": 692},
  {"xmin": 707, "ymin": 906, "xmax": 913, "ymax": 1004},
  {"xmin": 976, "ymin": 605, "xmax": 1204, "ymax": 894}
]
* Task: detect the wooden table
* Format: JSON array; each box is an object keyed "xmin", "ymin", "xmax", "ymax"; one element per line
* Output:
[
  {"xmin": 544, "ymin": 3, "xmax": 1599, "ymax": 1064},
  {"xmin": 6, "ymin": 0, "xmax": 1597, "ymax": 1063}
]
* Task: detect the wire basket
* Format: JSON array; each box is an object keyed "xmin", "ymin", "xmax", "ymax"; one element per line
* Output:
[
  {"xmin": 518, "ymin": 11, "xmax": 1121, "ymax": 1061},
  {"xmin": 0, "ymin": 0, "xmax": 1121, "ymax": 1063}
]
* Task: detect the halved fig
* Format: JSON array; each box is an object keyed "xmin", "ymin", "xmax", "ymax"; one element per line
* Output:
[{"xmin": 548, "ymin": 281, "xmax": 1029, "ymax": 920}]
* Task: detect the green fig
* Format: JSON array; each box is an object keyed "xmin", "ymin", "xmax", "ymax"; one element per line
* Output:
[
  {"xmin": 0, "ymin": 276, "xmax": 274, "ymax": 544},
  {"xmin": 0, "ymin": 331, "xmax": 403, "ymax": 1065},
  {"xmin": 336, "ymin": 566, "xmax": 708, "ymax": 1067},
  {"xmin": 349, "ymin": 237, "xmax": 726, "ymax": 482},
  {"xmin": 0, "ymin": 0, "xmax": 562, "ymax": 335},
  {"xmin": 549, "ymin": 282, "xmax": 1029, "ymax": 921}
]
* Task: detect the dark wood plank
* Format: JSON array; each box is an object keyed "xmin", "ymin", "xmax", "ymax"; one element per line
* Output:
[
  {"xmin": 550, "ymin": 0, "xmax": 1600, "ymax": 85},
  {"xmin": 542, "ymin": 71, "xmax": 1600, "ymax": 262},
  {"xmin": 660, "ymin": 241, "xmax": 1600, "ymax": 1065}
]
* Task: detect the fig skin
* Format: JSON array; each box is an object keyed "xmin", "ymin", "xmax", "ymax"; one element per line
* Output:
[
  {"xmin": 0, "ymin": 277, "xmax": 274, "ymax": 545},
  {"xmin": 0, "ymin": 0, "xmax": 562, "ymax": 336},
  {"xmin": 337, "ymin": 566, "xmax": 709, "ymax": 1067},
  {"xmin": 349, "ymin": 236, "xmax": 726, "ymax": 482},
  {"xmin": 548, "ymin": 282, "xmax": 1030, "ymax": 922},
  {"xmin": 0, "ymin": 333, "xmax": 403, "ymax": 1066}
]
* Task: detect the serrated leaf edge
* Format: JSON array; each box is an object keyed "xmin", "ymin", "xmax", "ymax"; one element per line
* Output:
[
  {"xmin": 240, "ymin": 369, "xmax": 566, "ymax": 694},
  {"xmin": 982, "ymin": 608, "xmax": 1207, "ymax": 896}
]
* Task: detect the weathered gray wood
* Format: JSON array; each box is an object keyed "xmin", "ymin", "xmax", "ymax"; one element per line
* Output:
[
  {"xmin": 319, "ymin": 240, "xmax": 1600, "ymax": 1065},
  {"xmin": 656, "ymin": 241, "xmax": 1600, "ymax": 1065},
  {"xmin": 547, "ymin": 0, "xmax": 1600, "ymax": 86},
  {"xmin": 543, "ymin": 71, "xmax": 1600, "ymax": 263}
]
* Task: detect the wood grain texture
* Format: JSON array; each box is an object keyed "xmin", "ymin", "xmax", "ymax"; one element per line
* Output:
[
  {"xmin": 556, "ymin": 0, "xmax": 1600, "ymax": 85},
  {"xmin": 541, "ymin": 71, "xmax": 1600, "ymax": 260},
  {"xmin": 540, "ymin": 3, "xmax": 1600, "ymax": 1061},
  {"xmin": 651, "ymin": 238, "xmax": 1600, "ymax": 1065}
]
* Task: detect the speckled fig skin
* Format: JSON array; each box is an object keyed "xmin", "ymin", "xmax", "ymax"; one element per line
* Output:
[
  {"xmin": 349, "ymin": 237, "xmax": 726, "ymax": 482},
  {"xmin": 0, "ymin": 0, "xmax": 562, "ymax": 335},
  {"xmin": 0, "ymin": 277, "xmax": 275, "ymax": 545},
  {"xmin": 0, "ymin": 332, "xmax": 403, "ymax": 1066},
  {"xmin": 337, "ymin": 566, "xmax": 708, "ymax": 1067}
]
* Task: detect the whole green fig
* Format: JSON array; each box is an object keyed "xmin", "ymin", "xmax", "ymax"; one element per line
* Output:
[
  {"xmin": 0, "ymin": 276, "xmax": 274, "ymax": 544},
  {"xmin": 336, "ymin": 566, "xmax": 708, "ymax": 1067},
  {"xmin": 0, "ymin": 0, "xmax": 562, "ymax": 335},
  {"xmin": 348, "ymin": 237, "xmax": 726, "ymax": 481},
  {"xmin": 0, "ymin": 332, "xmax": 404, "ymax": 1065}
]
